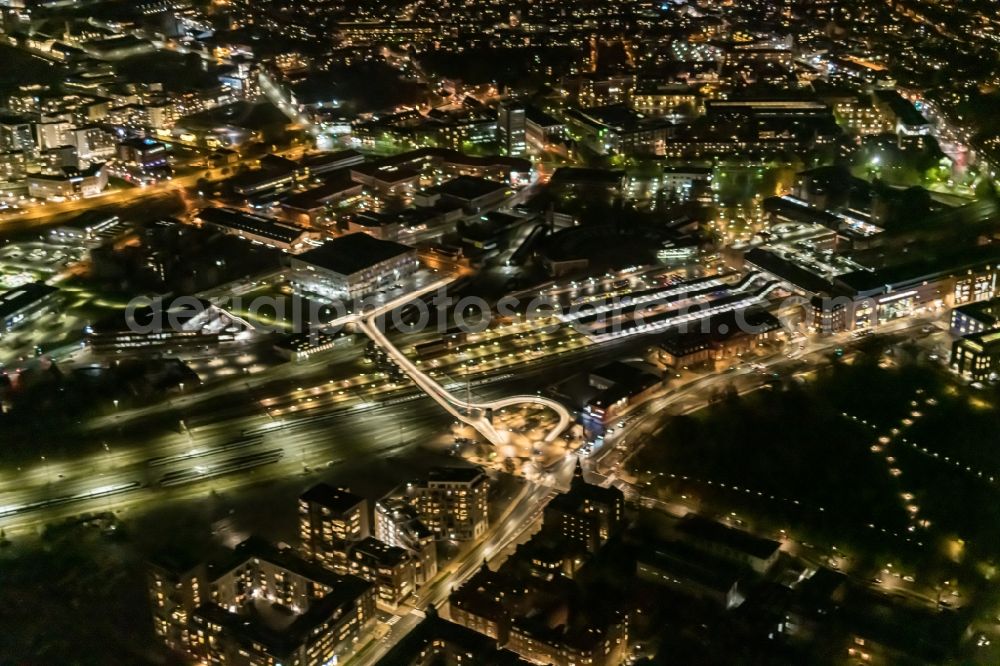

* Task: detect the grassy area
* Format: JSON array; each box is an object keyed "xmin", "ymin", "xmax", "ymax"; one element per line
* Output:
[
  {"xmin": 0, "ymin": 522, "xmax": 160, "ymax": 665},
  {"xmin": 629, "ymin": 359, "xmax": 1000, "ymax": 580},
  {"xmin": 891, "ymin": 387, "xmax": 1000, "ymax": 566}
]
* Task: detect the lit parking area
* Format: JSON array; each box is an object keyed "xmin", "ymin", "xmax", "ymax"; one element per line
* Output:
[{"xmin": 0, "ymin": 241, "xmax": 86, "ymax": 288}]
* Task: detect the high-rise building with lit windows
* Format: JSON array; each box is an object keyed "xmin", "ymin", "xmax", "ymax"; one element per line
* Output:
[
  {"xmin": 498, "ymin": 101, "xmax": 527, "ymax": 157},
  {"xmin": 393, "ymin": 467, "xmax": 490, "ymax": 542},
  {"xmin": 374, "ymin": 495, "xmax": 438, "ymax": 584},
  {"xmin": 299, "ymin": 483, "xmax": 370, "ymax": 572},
  {"xmin": 148, "ymin": 538, "xmax": 375, "ymax": 666},
  {"xmin": 147, "ymin": 550, "xmax": 209, "ymax": 652}
]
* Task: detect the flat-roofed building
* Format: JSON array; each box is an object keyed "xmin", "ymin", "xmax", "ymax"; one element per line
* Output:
[
  {"xmin": 631, "ymin": 84, "xmax": 699, "ymax": 117},
  {"xmin": 951, "ymin": 329, "xmax": 1000, "ymax": 382},
  {"xmin": 0, "ymin": 116, "xmax": 34, "ymax": 153},
  {"xmin": 582, "ymin": 362, "xmax": 662, "ymax": 430},
  {"xmin": 498, "ymin": 100, "xmax": 527, "ymax": 157},
  {"xmin": 676, "ymin": 515, "xmax": 781, "ymax": 574},
  {"xmin": 48, "ymin": 212, "xmax": 123, "ymax": 247},
  {"xmin": 182, "ymin": 538, "xmax": 375, "ymax": 666},
  {"xmin": 347, "ymin": 211, "xmax": 404, "ymax": 241},
  {"xmin": 116, "ymin": 136, "xmax": 168, "ymax": 170},
  {"xmin": 290, "ymin": 232, "xmax": 418, "ymax": 300},
  {"xmin": 348, "ymin": 147, "xmax": 531, "ymax": 185},
  {"xmin": 398, "ymin": 467, "xmax": 490, "ymax": 542},
  {"xmin": 0, "ymin": 282, "xmax": 60, "ymax": 333},
  {"xmin": 873, "ymin": 90, "xmax": 932, "ymax": 141},
  {"xmin": 564, "ymin": 104, "xmax": 671, "ymax": 155},
  {"xmin": 27, "ymin": 163, "xmax": 108, "ymax": 199},
  {"xmin": 660, "ymin": 165, "xmax": 712, "ymax": 200},
  {"xmin": 747, "ymin": 244, "xmax": 1000, "ymax": 334},
  {"xmin": 279, "ymin": 176, "xmax": 364, "ymax": 225},
  {"xmin": 414, "ymin": 175, "xmax": 512, "ymax": 213},
  {"xmin": 274, "ymin": 329, "xmax": 353, "ymax": 361},
  {"xmin": 227, "ymin": 165, "xmax": 295, "ymax": 197},
  {"xmin": 374, "ymin": 496, "xmax": 438, "ymax": 585},
  {"xmin": 720, "ymin": 42, "xmax": 794, "ymax": 68},
  {"xmin": 86, "ymin": 297, "xmax": 253, "ymax": 353},
  {"xmin": 298, "ymin": 148, "xmax": 364, "ymax": 177},
  {"xmin": 146, "ymin": 550, "xmax": 210, "ymax": 652},
  {"xmin": 636, "ymin": 539, "xmax": 749, "ymax": 609},
  {"xmin": 549, "ymin": 167, "xmax": 626, "ymax": 195},
  {"xmin": 347, "ymin": 537, "xmax": 415, "ymax": 609},
  {"xmin": 0, "ymin": 150, "xmax": 27, "ymax": 183},
  {"xmin": 194, "ymin": 206, "xmax": 316, "ymax": 253},
  {"xmin": 299, "ymin": 483, "xmax": 369, "ymax": 572},
  {"xmin": 348, "ymin": 163, "xmax": 421, "ymax": 195},
  {"xmin": 524, "ymin": 105, "xmax": 565, "ymax": 146},
  {"xmin": 951, "ymin": 297, "xmax": 1000, "ymax": 337}
]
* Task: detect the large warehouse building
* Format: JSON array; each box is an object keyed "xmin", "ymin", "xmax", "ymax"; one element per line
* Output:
[{"xmin": 290, "ymin": 232, "xmax": 418, "ymax": 300}]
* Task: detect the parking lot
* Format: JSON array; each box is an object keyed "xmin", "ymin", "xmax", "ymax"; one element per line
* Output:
[{"xmin": 0, "ymin": 241, "xmax": 86, "ymax": 289}]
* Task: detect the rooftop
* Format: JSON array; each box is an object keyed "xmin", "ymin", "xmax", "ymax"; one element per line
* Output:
[
  {"xmin": 954, "ymin": 297, "xmax": 1000, "ymax": 327},
  {"xmin": 835, "ymin": 244, "xmax": 1000, "ymax": 297},
  {"xmin": 590, "ymin": 360, "xmax": 659, "ymax": 387},
  {"xmin": 301, "ymin": 483, "xmax": 365, "ymax": 513},
  {"xmin": 422, "ymin": 175, "xmax": 509, "ymax": 202},
  {"xmin": 547, "ymin": 462, "xmax": 624, "ymax": 514},
  {"xmin": 299, "ymin": 149, "xmax": 364, "ymax": 172},
  {"xmin": 744, "ymin": 247, "xmax": 837, "ymax": 296},
  {"xmin": 426, "ymin": 466, "xmax": 487, "ymax": 485},
  {"xmin": 658, "ymin": 309, "xmax": 782, "ymax": 355},
  {"xmin": 362, "ymin": 147, "xmax": 530, "ymax": 174},
  {"xmin": 227, "ymin": 166, "xmax": 294, "ymax": 191},
  {"xmin": 351, "ymin": 537, "xmax": 410, "ymax": 566},
  {"xmin": 0, "ymin": 282, "xmax": 59, "ymax": 318},
  {"xmin": 549, "ymin": 167, "xmax": 626, "ymax": 187},
  {"xmin": 524, "ymin": 105, "xmax": 563, "ymax": 128},
  {"xmin": 376, "ymin": 609, "xmax": 529, "ymax": 665},
  {"xmin": 570, "ymin": 104, "xmax": 646, "ymax": 131},
  {"xmin": 187, "ymin": 538, "xmax": 373, "ymax": 658},
  {"xmin": 281, "ymin": 175, "xmax": 361, "ymax": 211},
  {"xmin": 585, "ymin": 376, "xmax": 660, "ymax": 410},
  {"xmin": 959, "ymin": 328, "xmax": 1000, "ymax": 351},
  {"xmin": 197, "ymin": 207, "xmax": 307, "ymax": 245},
  {"xmin": 294, "ymin": 233, "xmax": 414, "ymax": 276},
  {"xmin": 763, "ymin": 196, "xmax": 839, "ymax": 228},
  {"xmin": 874, "ymin": 89, "xmax": 930, "ymax": 127},
  {"xmin": 638, "ymin": 538, "xmax": 750, "ymax": 593},
  {"xmin": 677, "ymin": 515, "xmax": 780, "ymax": 561}
]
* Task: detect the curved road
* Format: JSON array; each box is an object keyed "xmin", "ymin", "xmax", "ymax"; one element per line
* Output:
[{"xmin": 347, "ymin": 273, "xmax": 572, "ymax": 446}]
